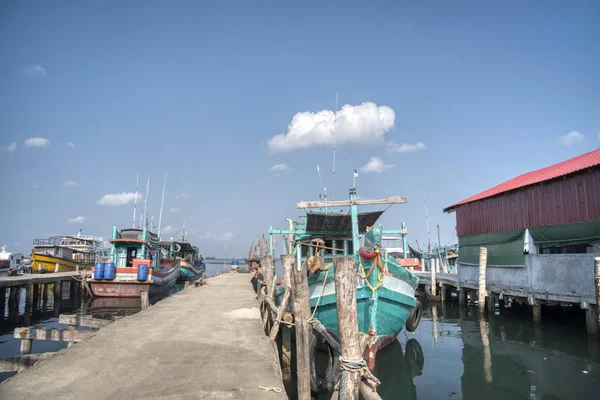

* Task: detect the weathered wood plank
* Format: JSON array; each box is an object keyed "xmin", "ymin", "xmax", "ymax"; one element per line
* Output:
[
  {"xmin": 14, "ymin": 327, "xmax": 95, "ymax": 342},
  {"xmin": 59, "ymin": 314, "xmax": 112, "ymax": 329},
  {"xmin": 0, "ymin": 272, "xmax": 90, "ymax": 289},
  {"xmin": 291, "ymin": 255, "xmax": 311, "ymax": 400},
  {"xmin": 0, "ymin": 352, "xmax": 55, "ymax": 372}
]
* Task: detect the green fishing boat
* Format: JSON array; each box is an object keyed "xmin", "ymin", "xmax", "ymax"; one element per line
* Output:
[{"xmin": 271, "ymin": 185, "xmax": 422, "ymax": 390}]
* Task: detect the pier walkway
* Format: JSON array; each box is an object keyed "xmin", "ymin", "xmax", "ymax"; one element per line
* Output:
[
  {"xmin": 0, "ymin": 271, "xmax": 83, "ymax": 288},
  {"xmin": 0, "ymin": 274, "xmax": 287, "ymax": 400}
]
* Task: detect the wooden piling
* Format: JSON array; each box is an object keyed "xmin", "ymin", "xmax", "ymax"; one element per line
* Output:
[
  {"xmin": 42, "ymin": 284, "xmax": 48, "ymax": 307},
  {"xmin": 53, "ymin": 282, "xmax": 62, "ymax": 303},
  {"xmin": 141, "ymin": 292, "xmax": 149, "ymax": 310},
  {"xmin": 532, "ymin": 302, "xmax": 542, "ymax": 324},
  {"xmin": 478, "ymin": 247, "xmax": 488, "ymax": 313},
  {"xmin": 487, "ymin": 293, "xmax": 496, "ymax": 313},
  {"xmin": 0, "ymin": 287, "xmax": 6, "ymax": 320},
  {"xmin": 261, "ymin": 255, "xmax": 276, "ymax": 299},
  {"xmin": 32, "ymin": 284, "xmax": 39, "ymax": 310},
  {"xmin": 334, "ymin": 256, "xmax": 362, "ymax": 400},
  {"xmin": 290, "ymin": 253, "xmax": 311, "ymax": 400},
  {"xmin": 594, "ymin": 257, "xmax": 600, "ymax": 337},
  {"xmin": 25, "ymin": 283, "xmax": 33, "ymax": 309},
  {"xmin": 430, "ymin": 258, "xmax": 437, "ymax": 296},
  {"xmin": 586, "ymin": 306, "xmax": 599, "ymax": 335},
  {"xmin": 269, "ymin": 255, "xmax": 293, "ymax": 340},
  {"xmin": 20, "ymin": 339, "xmax": 32, "ymax": 355},
  {"xmin": 458, "ymin": 288, "xmax": 467, "ymax": 306},
  {"xmin": 279, "ymin": 255, "xmax": 294, "ymax": 382}
]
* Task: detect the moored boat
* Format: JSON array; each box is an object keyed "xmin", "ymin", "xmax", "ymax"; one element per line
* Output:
[
  {"xmin": 160, "ymin": 240, "xmax": 205, "ymax": 281},
  {"xmin": 29, "ymin": 232, "xmax": 109, "ymax": 273},
  {"xmin": 270, "ymin": 185, "xmax": 422, "ymax": 384},
  {"xmin": 88, "ymin": 227, "xmax": 180, "ymax": 297},
  {"xmin": 0, "ymin": 246, "xmax": 25, "ymax": 271}
]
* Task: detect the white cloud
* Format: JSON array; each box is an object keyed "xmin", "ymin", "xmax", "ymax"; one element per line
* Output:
[
  {"xmin": 67, "ymin": 216, "xmax": 87, "ymax": 224},
  {"xmin": 169, "ymin": 207, "xmax": 180, "ymax": 213},
  {"xmin": 267, "ymin": 102, "xmax": 395, "ymax": 153},
  {"xmin": 0, "ymin": 142, "xmax": 16, "ymax": 154},
  {"xmin": 66, "ymin": 142, "xmax": 76, "ymax": 149},
  {"xmin": 161, "ymin": 225, "xmax": 176, "ymax": 235},
  {"xmin": 61, "ymin": 181, "xmax": 79, "ymax": 187},
  {"xmin": 388, "ymin": 142, "xmax": 426, "ymax": 153},
  {"xmin": 270, "ymin": 163, "xmax": 293, "ymax": 177},
  {"xmin": 202, "ymin": 231, "xmax": 234, "ymax": 242},
  {"xmin": 97, "ymin": 192, "xmax": 142, "ymax": 206},
  {"xmin": 26, "ymin": 64, "xmax": 47, "ymax": 77},
  {"xmin": 174, "ymin": 192, "xmax": 192, "ymax": 200},
  {"xmin": 560, "ymin": 131, "xmax": 584, "ymax": 146},
  {"xmin": 359, "ymin": 157, "xmax": 395, "ymax": 174},
  {"xmin": 24, "ymin": 137, "xmax": 50, "ymax": 148}
]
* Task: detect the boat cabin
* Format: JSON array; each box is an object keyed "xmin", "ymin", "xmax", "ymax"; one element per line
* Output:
[
  {"xmin": 0, "ymin": 246, "xmax": 24, "ymax": 269},
  {"xmin": 109, "ymin": 227, "xmax": 160, "ymax": 270}
]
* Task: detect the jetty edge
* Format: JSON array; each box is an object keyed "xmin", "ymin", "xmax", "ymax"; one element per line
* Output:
[{"xmin": 0, "ymin": 273, "xmax": 287, "ymax": 399}]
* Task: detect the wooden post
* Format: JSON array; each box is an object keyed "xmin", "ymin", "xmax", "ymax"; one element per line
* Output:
[
  {"xmin": 478, "ymin": 247, "xmax": 488, "ymax": 313},
  {"xmin": 532, "ymin": 302, "xmax": 542, "ymax": 324},
  {"xmin": 141, "ymin": 292, "xmax": 149, "ymax": 310},
  {"xmin": 430, "ymin": 258, "xmax": 437, "ymax": 296},
  {"xmin": 53, "ymin": 282, "xmax": 62, "ymax": 303},
  {"xmin": 595, "ymin": 257, "xmax": 600, "ymax": 338},
  {"xmin": 20, "ymin": 339, "xmax": 33, "ymax": 355},
  {"xmin": 487, "ymin": 293, "xmax": 496, "ymax": 313},
  {"xmin": 334, "ymin": 256, "xmax": 361, "ymax": 400},
  {"xmin": 269, "ymin": 256, "xmax": 293, "ymax": 340},
  {"xmin": 69, "ymin": 280, "xmax": 76, "ymax": 300},
  {"xmin": 42, "ymin": 284, "xmax": 48, "ymax": 307},
  {"xmin": 25, "ymin": 283, "xmax": 33, "ymax": 309},
  {"xmin": 291, "ymin": 253, "xmax": 311, "ymax": 400},
  {"xmin": 279, "ymin": 255, "xmax": 294, "ymax": 382},
  {"xmin": 32, "ymin": 284, "xmax": 39, "ymax": 311},
  {"xmin": 458, "ymin": 288, "xmax": 467, "ymax": 306},
  {"xmin": 586, "ymin": 306, "xmax": 599, "ymax": 335},
  {"xmin": 0, "ymin": 288, "xmax": 5, "ymax": 320},
  {"xmin": 184, "ymin": 281, "xmax": 190, "ymax": 288},
  {"xmin": 261, "ymin": 255, "xmax": 275, "ymax": 299},
  {"xmin": 498, "ymin": 293, "xmax": 506, "ymax": 310}
]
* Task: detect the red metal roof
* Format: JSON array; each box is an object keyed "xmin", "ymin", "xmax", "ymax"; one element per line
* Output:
[{"xmin": 444, "ymin": 148, "xmax": 600, "ymax": 212}]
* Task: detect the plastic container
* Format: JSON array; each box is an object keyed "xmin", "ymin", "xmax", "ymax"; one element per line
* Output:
[
  {"xmin": 137, "ymin": 264, "xmax": 149, "ymax": 281},
  {"xmin": 93, "ymin": 262, "xmax": 105, "ymax": 280},
  {"xmin": 231, "ymin": 260, "xmax": 239, "ymax": 266},
  {"xmin": 104, "ymin": 262, "xmax": 116, "ymax": 280}
]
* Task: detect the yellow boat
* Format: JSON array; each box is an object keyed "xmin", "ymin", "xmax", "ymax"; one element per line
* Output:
[{"xmin": 30, "ymin": 236, "xmax": 98, "ymax": 273}]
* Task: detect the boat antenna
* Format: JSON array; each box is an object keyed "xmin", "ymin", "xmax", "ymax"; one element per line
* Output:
[
  {"xmin": 158, "ymin": 173, "xmax": 167, "ymax": 238},
  {"xmin": 182, "ymin": 218, "xmax": 186, "ymax": 241},
  {"xmin": 143, "ymin": 178, "xmax": 150, "ymax": 228},
  {"xmin": 317, "ymin": 165, "xmax": 322, "ymax": 198},
  {"xmin": 151, "ymin": 213, "xmax": 154, "ymax": 231},
  {"xmin": 332, "ymin": 92, "xmax": 338, "ymax": 200},
  {"xmin": 132, "ymin": 173, "xmax": 139, "ymax": 228},
  {"xmin": 353, "ymin": 169, "xmax": 358, "ymax": 189},
  {"xmin": 422, "ymin": 186, "xmax": 431, "ymax": 252}
]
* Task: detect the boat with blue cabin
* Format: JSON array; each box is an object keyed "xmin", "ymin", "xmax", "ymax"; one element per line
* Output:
[
  {"xmin": 89, "ymin": 227, "xmax": 180, "ymax": 297},
  {"xmin": 270, "ymin": 186, "xmax": 422, "ymax": 383}
]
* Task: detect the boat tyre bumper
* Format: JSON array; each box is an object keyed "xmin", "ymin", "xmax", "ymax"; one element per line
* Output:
[
  {"xmin": 309, "ymin": 328, "xmax": 341, "ymax": 394},
  {"xmin": 406, "ymin": 301, "xmax": 422, "ymax": 332}
]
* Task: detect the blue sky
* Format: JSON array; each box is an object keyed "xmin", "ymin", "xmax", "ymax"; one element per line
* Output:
[{"xmin": 1, "ymin": 1, "xmax": 598, "ymax": 257}]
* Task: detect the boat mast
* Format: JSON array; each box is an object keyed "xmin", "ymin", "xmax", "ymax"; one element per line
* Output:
[
  {"xmin": 158, "ymin": 173, "xmax": 167, "ymax": 238},
  {"xmin": 332, "ymin": 92, "xmax": 338, "ymax": 200},
  {"xmin": 423, "ymin": 186, "xmax": 431, "ymax": 253},
  {"xmin": 132, "ymin": 173, "xmax": 139, "ymax": 228},
  {"xmin": 143, "ymin": 178, "xmax": 150, "ymax": 229},
  {"xmin": 182, "ymin": 218, "xmax": 186, "ymax": 241}
]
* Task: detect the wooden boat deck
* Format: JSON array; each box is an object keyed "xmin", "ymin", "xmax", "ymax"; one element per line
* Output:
[{"xmin": 0, "ymin": 274, "xmax": 287, "ymax": 400}]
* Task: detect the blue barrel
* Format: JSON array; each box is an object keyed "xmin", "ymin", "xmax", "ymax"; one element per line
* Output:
[
  {"xmin": 231, "ymin": 260, "xmax": 239, "ymax": 266},
  {"xmin": 104, "ymin": 262, "xmax": 116, "ymax": 280},
  {"xmin": 93, "ymin": 262, "xmax": 105, "ymax": 280},
  {"xmin": 137, "ymin": 264, "xmax": 149, "ymax": 281}
]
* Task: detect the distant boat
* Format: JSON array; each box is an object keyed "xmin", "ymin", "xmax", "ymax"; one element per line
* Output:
[
  {"xmin": 28, "ymin": 232, "xmax": 110, "ymax": 273},
  {"xmin": 0, "ymin": 246, "xmax": 25, "ymax": 271},
  {"xmin": 89, "ymin": 227, "xmax": 180, "ymax": 297},
  {"xmin": 160, "ymin": 240, "xmax": 205, "ymax": 281}
]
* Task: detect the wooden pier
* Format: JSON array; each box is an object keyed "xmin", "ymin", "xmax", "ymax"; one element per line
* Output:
[
  {"xmin": 0, "ymin": 271, "xmax": 87, "ymax": 321},
  {"xmin": 0, "ymin": 274, "xmax": 286, "ymax": 399}
]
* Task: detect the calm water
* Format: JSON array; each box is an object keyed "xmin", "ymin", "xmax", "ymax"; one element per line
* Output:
[{"xmin": 3, "ymin": 263, "xmax": 599, "ymax": 398}]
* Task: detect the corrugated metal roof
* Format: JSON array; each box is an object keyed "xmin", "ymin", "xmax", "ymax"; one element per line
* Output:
[{"xmin": 444, "ymin": 148, "xmax": 600, "ymax": 212}]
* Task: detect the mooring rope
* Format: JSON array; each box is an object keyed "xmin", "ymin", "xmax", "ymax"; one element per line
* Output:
[
  {"xmin": 338, "ymin": 356, "xmax": 381, "ymax": 400},
  {"xmin": 258, "ymin": 385, "xmax": 283, "ymax": 393}
]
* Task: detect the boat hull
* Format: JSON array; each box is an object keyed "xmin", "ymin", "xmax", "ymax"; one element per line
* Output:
[
  {"xmin": 89, "ymin": 264, "xmax": 179, "ymax": 298},
  {"xmin": 178, "ymin": 260, "xmax": 205, "ymax": 281},
  {"xmin": 30, "ymin": 252, "xmax": 88, "ymax": 273}
]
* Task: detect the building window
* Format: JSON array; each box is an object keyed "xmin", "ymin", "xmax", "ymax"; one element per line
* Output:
[{"xmin": 537, "ymin": 245, "xmax": 589, "ymax": 254}]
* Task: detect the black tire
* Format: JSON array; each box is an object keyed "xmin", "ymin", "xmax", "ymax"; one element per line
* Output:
[
  {"xmin": 406, "ymin": 301, "xmax": 422, "ymax": 332},
  {"xmin": 309, "ymin": 328, "xmax": 341, "ymax": 394},
  {"xmin": 405, "ymin": 338, "xmax": 424, "ymax": 377}
]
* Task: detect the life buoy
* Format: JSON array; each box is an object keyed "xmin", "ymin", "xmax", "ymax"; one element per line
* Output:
[
  {"xmin": 405, "ymin": 301, "xmax": 422, "ymax": 332},
  {"xmin": 309, "ymin": 328, "xmax": 341, "ymax": 394},
  {"xmin": 173, "ymin": 243, "xmax": 181, "ymax": 253}
]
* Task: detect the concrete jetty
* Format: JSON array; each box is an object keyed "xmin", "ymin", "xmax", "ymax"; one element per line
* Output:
[{"xmin": 0, "ymin": 274, "xmax": 287, "ymax": 399}]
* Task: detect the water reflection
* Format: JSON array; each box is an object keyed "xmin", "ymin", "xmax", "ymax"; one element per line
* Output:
[{"xmin": 373, "ymin": 303, "xmax": 600, "ymax": 399}]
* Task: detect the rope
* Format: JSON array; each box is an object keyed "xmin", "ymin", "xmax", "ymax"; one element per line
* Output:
[
  {"xmin": 258, "ymin": 386, "xmax": 283, "ymax": 393},
  {"xmin": 358, "ymin": 249, "xmax": 390, "ymax": 294},
  {"xmin": 309, "ymin": 268, "xmax": 329, "ymax": 321},
  {"xmin": 338, "ymin": 356, "xmax": 381, "ymax": 399}
]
